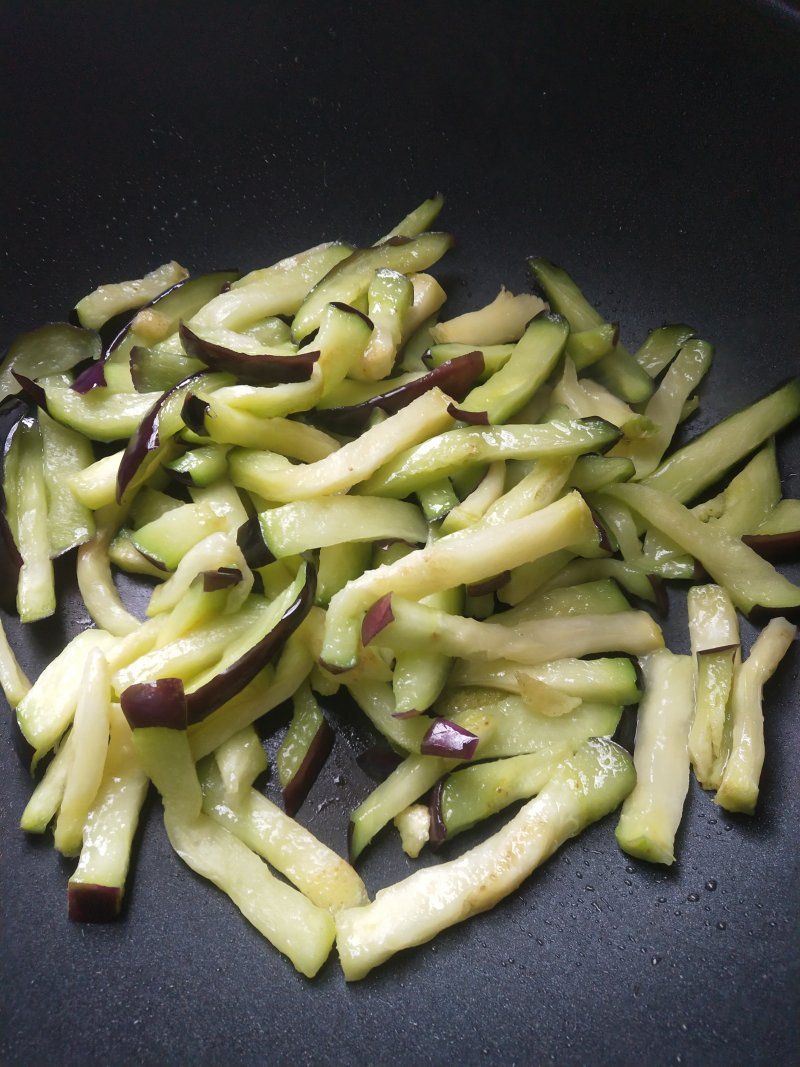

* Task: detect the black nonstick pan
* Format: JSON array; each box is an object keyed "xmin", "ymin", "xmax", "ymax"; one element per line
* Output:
[{"xmin": 1, "ymin": 2, "xmax": 798, "ymax": 1064}]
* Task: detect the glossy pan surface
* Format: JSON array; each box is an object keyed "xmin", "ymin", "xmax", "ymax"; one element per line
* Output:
[{"xmin": 1, "ymin": 2, "xmax": 798, "ymax": 1064}]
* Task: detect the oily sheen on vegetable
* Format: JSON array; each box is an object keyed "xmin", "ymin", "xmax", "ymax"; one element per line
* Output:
[{"xmin": 1, "ymin": 196, "xmax": 797, "ymax": 980}]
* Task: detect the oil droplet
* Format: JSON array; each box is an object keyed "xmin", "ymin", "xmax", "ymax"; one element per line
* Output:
[
  {"xmin": 716, "ymin": 921, "xmax": 727, "ymax": 931},
  {"xmin": 624, "ymin": 878, "xmax": 632, "ymax": 886},
  {"xmin": 576, "ymin": 871, "xmax": 583, "ymax": 879},
  {"xmin": 585, "ymin": 885, "xmax": 595, "ymax": 892},
  {"xmin": 651, "ymin": 955, "xmax": 661, "ymax": 965},
  {"xmin": 687, "ymin": 893, "xmax": 700, "ymax": 903},
  {"xmin": 657, "ymin": 896, "xmax": 667, "ymax": 904},
  {"xmin": 625, "ymin": 865, "xmax": 635, "ymax": 874},
  {"xmin": 705, "ymin": 879, "xmax": 717, "ymax": 891}
]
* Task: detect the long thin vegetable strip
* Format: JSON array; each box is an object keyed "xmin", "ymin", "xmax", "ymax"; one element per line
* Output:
[
  {"xmin": 128, "ymin": 718, "xmax": 336, "ymax": 978},
  {"xmin": 336, "ymin": 739, "xmax": 634, "ymax": 980},
  {"xmin": 323, "ymin": 491, "xmax": 598, "ymax": 669},
  {"xmin": 200, "ymin": 757, "xmax": 368, "ymax": 912},
  {"xmin": 715, "ymin": 617, "xmax": 796, "ymax": 814}
]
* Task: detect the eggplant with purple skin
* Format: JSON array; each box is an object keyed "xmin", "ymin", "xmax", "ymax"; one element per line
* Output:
[
  {"xmin": 72, "ymin": 269, "xmax": 240, "ymax": 394},
  {"xmin": 277, "ymin": 683, "xmax": 335, "ymax": 816},
  {"xmin": 0, "ymin": 323, "xmax": 101, "ymax": 398},
  {"xmin": 310, "ymin": 351, "xmax": 485, "ymax": 435},
  {"xmin": 182, "ymin": 562, "xmax": 316, "ymax": 723},
  {"xmin": 179, "ymin": 324, "xmax": 320, "ymax": 384},
  {"xmin": 116, "ymin": 372, "xmax": 229, "ymax": 502}
]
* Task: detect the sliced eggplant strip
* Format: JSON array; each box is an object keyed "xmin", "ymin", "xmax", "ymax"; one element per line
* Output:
[
  {"xmin": 431, "ymin": 691, "xmax": 622, "ymax": 761},
  {"xmin": 538, "ymin": 557, "xmax": 660, "ymax": 605},
  {"xmin": 112, "ymin": 599, "xmax": 268, "ymax": 693},
  {"xmin": 164, "ymin": 443, "xmax": 230, "ymax": 488},
  {"xmin": 291, "ymin": 232, "xmax": 454, "ymax": 342},
  {"xmin": 79, "ymin": 269, "xmax": 241, "ymax": 394},
  {"xmin": 316, "ymin": 541, "xmax": 372, "ymax": 608},
  {"xmin": 715, "ymin": 617, "xmax": 796, "ymax": 815},
  {"xmin": 77, "ymin": 505, "xmax": 142, "ymax": 637},
  {"xmin": 336, "ymin": 738, "xmax": 634, "ymax": 980},
  {"xmin": 116, "ymin": 372, "xmax": 225, "ymax": 502},
  {"xmin": 615, "ymin": 649, "xmax": 695, "ymax": 865},
  {"xmin": 0, "ymin": 323, "xmax": 101, "ymax": 398},
  {"xmin": 277, "ymin": 682, "xmax": 334, "ymax": 815},
  {"xmin": 310, "ymin": 351, "xmax": 485, "ymax": 436},
  {"xmin": 200, "ymin": 756, "xmax": 367, "ymax": 912},
  {"xmin": 424, "ymin": 341, "xmax": 515, "ymax": 378},
  {"xmin": 439, "ymin": 461, "xmax": 506, "ymax": 535},
  {"xmin": 14, "ymin": 627, "xmax": 116, "ymax": 763},
  {"xmin": 605, "ymin": 481, "xmax": 800, "ymax": 615},
  {"xmin": 230, "ymin": 387, "xmax": 454, "ymax": 504},
  {"xmin": 39, "ymin": 410, "xmax": 96, "ymax": 556},
  {"xmin": 689, "ymin": 646, "xmax": 737, "ymax": 791},
  {"xmin": 432, "ymin": 745, "xmax": 572, "ymax": 843},
  {"xmin": 365, "ymin": 594, "xmax": 662, "ymax": 666},
  {"xmin": 68, "ymin": 703, "xmax": 148, "ymax": 921},
  {"xmin": 53, "ymin": 648, "xmax": 113, "ymax": 857},
  {"xmin": 179, "ymin": 323, "xmax": 319, "ymax": 383},
  {"xmin": 455, "ymin": 312, "xmax": 568, "ymax": 424},
  {"xmin": 632, "ymin": 324, "xmax": 696, "ymax": 378},
  {"xmin": 642, "ymin": 378, "xmax": 800, "ymax": 504},
  {"xmin": 618, "ymin": 338, "xmax": 712, "ymax": 478},
  {"xmin": 207, "ymin": 243, "xmax": 353, "ymax": 320},
  {"xmin": 450, "ymin": 656, "xmax": 641, "ymax": 707},
  {"xmin": 351, "ymin": 269, "xmax": 414, "ymax": 381},
  {"xmin": 567, "ymin": 454, "xmax": 635, "ymax": 494},
  {"xmin": 552, "ymin": 357, "xmax": 650, "ymax": 439},
  {"xmin": 201, "ymin": 411, "xmax": 339, "ymax": 463},
  {"xmin": 253, "ymin": 496, "xmax": 428, "ymax": 561},
  {"xmin": 125, "ymin": 712, "xmax": 335, "ymax": 977},
  {"xmin": 74, "ymin": 261, "xmax": 189, "ymax": 331},
  {"xmin": 129, "ymin": 501, "xmax": 229, "ymax": 572},
  {"xmin": 564, "ymin": 322, "xmax": 619, "ymax": 370},
  {"xmin": 322, "ymin": 491, "xmax": 598, "ymax": 670},
  {"xmin": 182, "ymin": 563, "xmax": 316, "ymax": 724},
  {"xmin": 20, "ymin": 728, "xmax": 76, "ymax": 833},
  {"xmin": 392, "ymin": 587, "xmax": 461, "ymax": 715},
  {"xmin": 528, "ymin": 258, "xmax": 652, "ymax": 404},
  {"xmin": 376, "ymin": 194, "xmax": 445, "ymax": 243},
  {"xmin": 493, "ymin": 578, "xmax": 632, "ymax": 623},
  {"xmin": 349, "ymin": 709, "xmax": 494, "ymax": 861},
  {"xmin": 480, "ymin": 457, "xmax": 575, "ymax": 527},
  {"xmin": 359, "ymin": 416, "xmax": 622, "ymax": 500},
  {"xmin": 43, "ymin": 382, "xmax": 164, "ymax": 442},
  {"xmin": 430, "ymin": 288, "xmax": 546, "ymax": 346},
  {"xmin": 11, "ymin": 418, "xmax": 56, "ymax": 622},
  {"xmin": 0, "ymin": 617, "xmax": 31, "ymax": 709},
  {"xmin": 212, "ymin": 725, "xmax": 268, "ymax": 804},
  {"xmin": 147, "ymin": 531, "xmax": 252, "ymax": 617},
  {"xmin": 188, "ymin": 632, "xmax": 316, "ymax": 760}
]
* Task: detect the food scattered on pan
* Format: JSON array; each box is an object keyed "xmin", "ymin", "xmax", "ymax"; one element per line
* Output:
[{"xmin": 2, "ymin": 195, "xmax": 797, "ymax": 979}]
